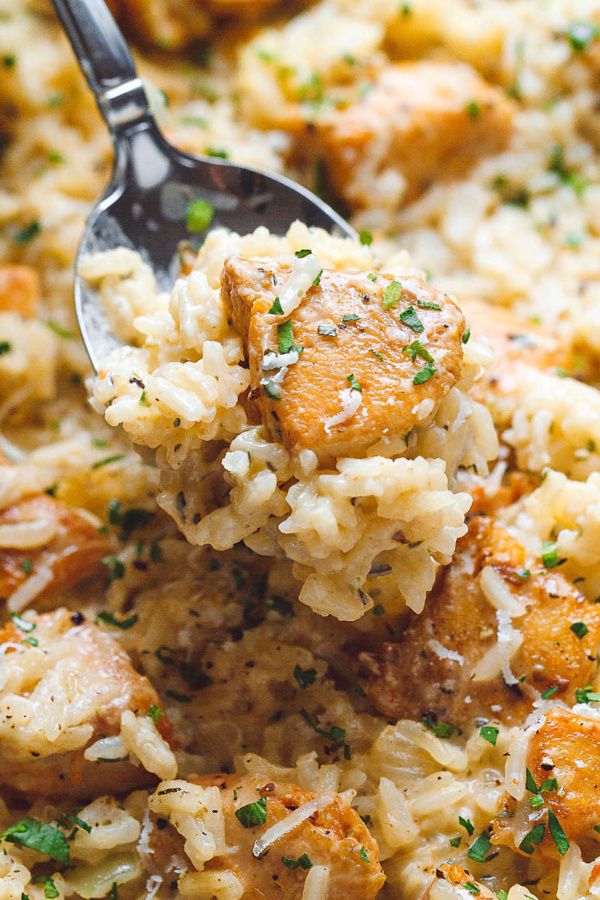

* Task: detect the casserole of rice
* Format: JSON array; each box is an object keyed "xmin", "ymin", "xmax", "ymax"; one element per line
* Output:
[{"xmin": 1, "ymin": 1, "xmax": 600, "ymax": 898}]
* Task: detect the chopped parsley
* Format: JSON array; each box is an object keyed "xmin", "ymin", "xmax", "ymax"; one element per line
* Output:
[
  {"xmin": 299, "ymin": 708, "xmax": 347, "ymax": 750},
  {"xmin": 541, "ymin": 686, "xmax": 558, "ymax": 699},
  {"xmin": 570, "ymin": 621, "xmax": 589, "ymax": 639},
  {"xmin": 342, "ymin": 313, "xmax": 361, "ymax": 323},
  {"xmin": 548, "ymin": 809, "xmax": 569, "ymax": 856},
  {"xmin": 101, "ymin": 556, "xmax": 126, "ymax": 582},
  {"xmin": 20, "ymin": 559, "xmax": 32, "ymax": 575},
  {"xmin": 359, "ymin": 846, "xmax": 369, "ymax": 862},
  {"xmin": 186, "ymin": 198, "xmax": 214, "ymax": 233},
  {"xmin": 422, "ymin": 714, "xmax": 458, "ymax": 739},
  {"xmin": 449, "ymin": 835, "xmax": 462, "ymax": 848},
  {"xmin": 269, "ymin": 297, "xmax": 284, "ymax": 315},
  {"xmin": 399, "ymin": 306, "xmax": 424, "ymax": 333},
  {"xmin": 12, "ymin": 614, "xmax": 35, "ymax": 633},
  {"xmin": 459, "ymin": 816, "xmax": 475, "ymax": 836},
  {"xmin": 413, "ymin": 364, "xmax": 436, "ymax": 385},
  {"xmin": 47, "ymin": 320, "xmax": 74, "ymax": 339},
  {"xmin": 0, "ymin": 818, "xmax": 70, "ymax": 863},
  {"xmin": 370, "ymin": 349, "xmax": 384, "ymax": 361},
  {"xmin": 293, "ymin": 664, "xmax": 317, "ymax": 689},
  {"xmin": 39, "ymin": 877, "xmax": 59, "ymax": 899},
  {"xmin": 97, "ymin": 610, "xmax": 137, "ymax": 630},
  {"xmin": 282, "ymin": 853, "xmax": 312, "ymax": 870},
  {"xmin": 479, "ymin": 725, "xmax": 499, "ymax": 746},
  {"xmin": 565, "ymin": 21, "xmax": 600, "ymax": 52},
  {"xmin": 549, "ymin": 144, "xmax": 588, "ymax": 196},
  {"xmin": 2, "ymin": 54, "xmax": 15, "ymax": 69},
  {"xmin": 519, "ymin": 822, "xmax": 545, "ymax": 855},
  {"xmin": 295, "ymin": 248, "xmax": 312, "ymax": 258},
  {"xmin": 367, "ymin": 273, "xmax": 378, "ymax": 282},
  {"xmin": 402, "ymin": 340, "xmax": 433, "ymax": 364},
  {"xmin": 206, "ymin": 147, "xmax": 228, "ymax": 159},
  {"xmin": 464, "ymin": 885, "xmax": 480, "ymax": 897},
  {"xmin": 261, "ymin": 378, "xmax": 282, "ymax": 401},
  {"xmin": 575, "ymin": 684, "xmax": 600, "ymax": 703},
  {"xmin": 462, "ymin": 328, "xmax": 471, "ymax": 344},
  {"xmin": 382, "ymin": 280, "xmax": 403, "ymax": 310},
  {"xmin": 14, "ymin": 221, "xmax": 41, "ymax": 243},
  {"xmin": 92, "ymin": 454, "xmax": 125, "ymax": 469},
  {"xmin": 313, "ymin": 270, "xmax": 323, "ymax": 286},
  {"xmin": 359, "ymin": 230, "xmax": 373, "ymax": 246},
  {"xmin": 318, "ymin": 323, "xmax": 337, "ymax": 337},
  {"xmin": 147, "ymin": 704, "xmax": 163, "ymax": 723},
  {"xmin": 466, "ymin": 100, "xmax": 481, "ymax": 119},
  {"xmin": 347, "ymin": 373, "xmax": 362, "ymax": 392},
  {"xmin": 0, "ymin": 342, "xmax": 11, "ymax": 355},
  {"xmin": 235, "ymin": 797, "xmax": 267, "ymax": 828},
  {"xmin": 541, "ymin": 540, "xmax": 559, "ymax": 568},
  {"xmin": 416, "ymin": 299, "xmax": 441, "ymax": 310},
  {"xmin": 277, "ymin": 319, "xmax": 301, "ymax": 355},
  {"xmin": 467, "ymin": 830, "xmax": 492, "ymax": 862},
  {"xmin": 497, "ymin": 892, "xmax": 508, "ymax": 900}
]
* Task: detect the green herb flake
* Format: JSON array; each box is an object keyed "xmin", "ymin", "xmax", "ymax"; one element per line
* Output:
[
  {"xmin": 109, "ymin": 885, "xmax": 118, "ymax": 900},
  {"xmin": 529, "ymin": 794, "xmax": 545, "ymax": 810},
  {"xmin": 97, "ymin": 609, "xmax": 137, "ymax": 629},
  {"xmin": 277, "ymin": 319, "xmax": 297, "ymax": 354},
  {"xmin": 147, "ymin": 704, "xmax": 163, "ymax": 723},
  {"xmin": 347, "ymin": 373, "xmax": 362, "ymax": 392},
  {"xmin": 403, "ymin": 340, "xmax": 433, "ymax": 364},
  {"xmin": 497, "ymin": 892, "xmax": 508, "ymax": 900},
  {"xmin": 282, "ymin": 853, "xmax": 312, "ymax": 870},
  {"xmin": 449, "ymin": 835, "xmax": 462, "ymax": 848},
  {"xmin": 206, "ymin": 147, "xmax": 229, "ymax": 159},
  {"xmin": 541, "ymin": 540, "xmax": 559, "ymax": 568},
  {"xmin": 422, "ymin": 714, "xmax": 458, "ymax": 739},
  {"xmin": 293, "ymin": 664, "xmax": 317, "ymax": 689},
  {"xmin": 20, "ymin": 559, "xmax": 32, "ymax": 575},
  {"xmin": 541, "ymin": 686, "xmax": 559, "ymax": 699},
  {"xmin": 318, "ymin": 323, "xmax": 337, "ymax": 337},
  {"xmin": 0, "ymin": 818, "xmax": 70, "ymax": 863},
  {"xmin": 11, "ymin": 614, "xmax": 35, "ymax": 633},
  {"xmin": 548, "ymin": 809, "xmax": 569, "ymax": 856},
  {"xmin": 261, "ymin": 378, "xmax": 282, "ymax": 401},
  {"xmin": 416, "ymin": 299, "xmax": 441, "ymax": 310},
  {"xmin": 92, "ymin": 454, "xmax": 125, "ymax": 470},
  {"xmin": 299, "ymin": 708, "xmax": 346, "ymax": 748},
  {"xmin": 565, "ymin": 21, "xmax": 600, "ymax": 52},
  {"xmin": 359, "ymin": 846, "xmax": 369, "ymax": 862},
  {"xmin": 2, "ymin": 54, "xmax": 15, "ymax": 69},
  {"xmin": 14, "ymin": 221, "xmax": 41, "ymax": 244},
  {"xmin": 295, "ymin": 249, "xmax": 312, "ymax": 258},
  {"xmin": 526, "ymin": 768, "xmax": 538, "ymax": 793},
  {"xmin": 313, "ymin": 270, "xmax": 323, "ymax": 287},
  {"xmin": 139, "ymin": 390, "xmax": 150, "ymax": 407},
  {"xmin": 464, "ymin": 885, "xmax": 480, "ymax": 897},
  {"xmin": 479, "ymin": 725, "xmax": 499, "ymax": 747},
  {"xmin": 466, "ymin": 100, "xmax": 481, "ymax": 119},
  {"xmin": 413, "ymin": 364, "xmax": 436, "ymax": 385},
  {"xmin": 359, "ymin": 230, "xmax": 373, "ymax": 246},
  {"xmin": 459, "ymin": 816, "xmax": 475, "ymax": 836},
  {"xmin": 462, "ymin": 328, "xmax": 471, "ymax": 344},
  {"xmin": 370, "ymin": 349, "xmax": 384, "ymax": 361},
  {"xmin": 382, "ymin": 280, "xmax": 403, "ymax": 310},
  {"xmin": 235, "ymin": 797, "xmax": 267, "ymax": 828},
  {"xmin": 576, "ymin": 685, "xmax": 600, "ymax": 703},
  {"xmin": 399, "ymin": 306, "xmax": 424, "ymax": 333},
  {"xmin": 269, "ymin": 297, "xmax": 284, "ymax": 315},
  {"xmin": 570, "ymin": 621, "xmax": 589, "ymax": 639},
  {"xmin": 467, "ymin": 831, "xmax": 492, "ymax": 863},
  {"xmin": 367, "ymin": 273, "xmax": 378, "ymax": 283},
  {"xmin": 519, "ymin": 823, "xmax": 545, "ymax": 855},
  {"xmin": 186, "ymin": 198, "xmax": 214, "ymax": 233},
  {"xmin": 342, "ymin": 313, "xmax": 361, "ymax": 323},
  {"xmin": 46, "ymin": 320, "xmax": 74, "ymax": 340},
  {"xmin": 40, "ymin": 877, "xmax": 58, "ymax": 899},
  {"xmin": 0, "ymin": 341, "xmax": 11, "ymax": 355}
]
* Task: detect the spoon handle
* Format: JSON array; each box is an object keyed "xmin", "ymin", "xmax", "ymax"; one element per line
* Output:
[{"xmin": 50, "ymin": 0, "xmax": 150, "ymax": 133}]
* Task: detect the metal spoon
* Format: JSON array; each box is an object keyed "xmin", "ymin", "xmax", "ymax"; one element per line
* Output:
[{"xmin": 51, "ymin": 0, "xmax": 354, "ymax": 372}]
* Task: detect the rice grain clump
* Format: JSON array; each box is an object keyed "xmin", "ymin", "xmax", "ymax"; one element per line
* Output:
[{"xmin": 87, "ymin": 223, "xmax": 496, "ymax": 619}]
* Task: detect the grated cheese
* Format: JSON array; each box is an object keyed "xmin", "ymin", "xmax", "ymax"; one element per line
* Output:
[
  {"xmin": 324, "ymin": 389, "xmax": 363, "ymax": 434},
  {"xmin": 252, "ymin": 793, "xmax": 335, "ymax": 858}
]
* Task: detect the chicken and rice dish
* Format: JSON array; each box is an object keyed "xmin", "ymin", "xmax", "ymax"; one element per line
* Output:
[{"xmin": 1, "ymin": 0, "xmax": 600, "ymax": 897}]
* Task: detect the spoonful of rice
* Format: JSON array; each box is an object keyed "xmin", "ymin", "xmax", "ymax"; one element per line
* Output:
[{"xmin": 51, "ymin": 0, "xmax": 354, "ymax": 371}]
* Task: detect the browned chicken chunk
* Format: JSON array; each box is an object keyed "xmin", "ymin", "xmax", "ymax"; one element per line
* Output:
[
  {"xmin": 459, "ymin": 296, "xmax": 573, "ymax": 411},
  {"xmin": 0, "ymin": 265, "xmax": 39, "ymax": 318},
  {"xmin": 149, "ymin": 773, "xmax": 385, "ymax": 898},
  {"xmin": 359, "ymin": 516, "xmax": 600, "ymax": 728},
  {"xmin": 493, "ymin": 707, "xmax": 600, "ymax": 861},
  {"xmin": 320, "ymin": 61, "xmax": 514, "ymax": 209},
  {"xmin": 222, "ymin": 257, "xmax": 466, "ymax": 465},
  {"xmin": 0, "ymin": 494, "xmax": 111, "ymax": 602},
  {"xmin": 0, "ymin": 608, "xmax": 176, "ymax": 799}
]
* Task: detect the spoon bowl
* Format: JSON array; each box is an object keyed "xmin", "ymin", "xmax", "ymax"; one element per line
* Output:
[{"xmin": 52, "ymin": 0, "xmax": 354, "ymax": 372}]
